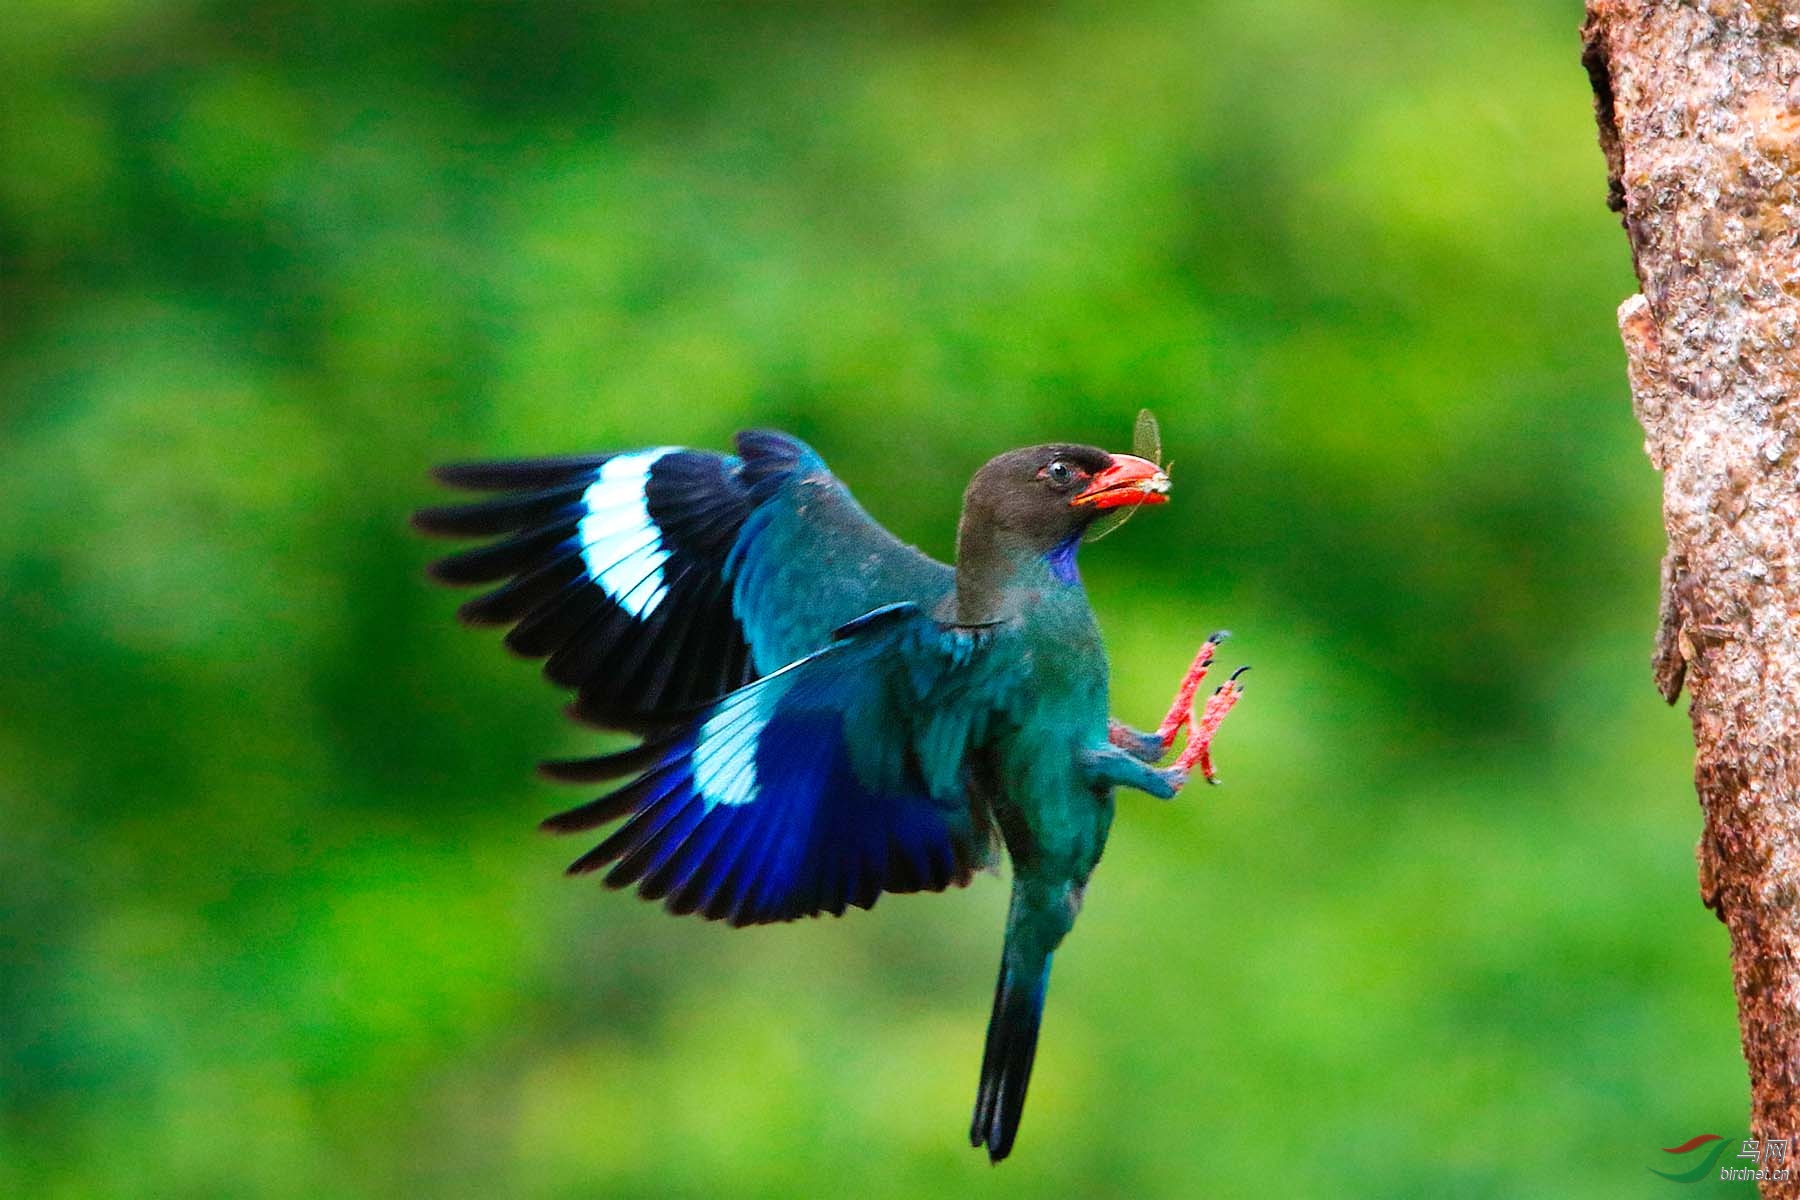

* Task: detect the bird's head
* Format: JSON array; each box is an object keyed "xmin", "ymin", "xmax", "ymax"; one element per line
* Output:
[{"xmin": 960, "ymin": 443, "xmax": 1170, "ymax": 557}]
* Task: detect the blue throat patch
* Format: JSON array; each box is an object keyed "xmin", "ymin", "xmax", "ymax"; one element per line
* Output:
[{"xmin": 1045, "ymin": 534, "xmax": 1081, "ymax": 585}]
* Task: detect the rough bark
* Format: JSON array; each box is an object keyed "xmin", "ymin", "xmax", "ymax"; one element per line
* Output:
[{"xmin": 1583, "ymin": 3, "xmax": 1800, "ymax": 1189}]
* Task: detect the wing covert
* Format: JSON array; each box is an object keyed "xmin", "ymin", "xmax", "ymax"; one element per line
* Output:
[{"xmin": 727, "ymin": 431, "xmax": 954, "ymax": 672}]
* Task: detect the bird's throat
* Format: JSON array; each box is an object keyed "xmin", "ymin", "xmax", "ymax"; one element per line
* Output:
[{"xmin": 954, "ymin": 524, "xmax": 1083, "ymax": 625}]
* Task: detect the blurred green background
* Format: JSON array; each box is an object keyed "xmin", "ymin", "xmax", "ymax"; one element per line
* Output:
[{"xmin": 0, "ymin": 2, "xmax": 1754, "ymax": 1196}]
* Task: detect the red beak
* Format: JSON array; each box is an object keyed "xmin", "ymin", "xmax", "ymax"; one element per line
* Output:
[{"xmin": 1071, "ymin": 453, "xmax": 1170, "ymax": 510}]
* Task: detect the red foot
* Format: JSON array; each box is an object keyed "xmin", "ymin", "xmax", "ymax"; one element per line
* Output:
[
  {"xmin": 1173, "ymin": 667, "xmax": 1248, "ymax": 784},
  {"xmin": 1155, "ymin": 631, "xmax": 1229, "ymax": 749}
]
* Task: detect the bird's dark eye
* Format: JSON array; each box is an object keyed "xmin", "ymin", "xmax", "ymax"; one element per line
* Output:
[{"xmin": 1041, "ymin": 460, "xmax": 1080, "ymax": 490}]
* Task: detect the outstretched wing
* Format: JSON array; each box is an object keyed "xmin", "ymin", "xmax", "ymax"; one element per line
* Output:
[
  {"xmin": 537, "ymin": 603, "xmax": 998, "ymax": 926},
  {"xmin": 414, "ymin": 432, "xmax": 951, "ymax": 729}
]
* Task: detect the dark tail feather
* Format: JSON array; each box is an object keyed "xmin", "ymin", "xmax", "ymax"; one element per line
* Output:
[{"xmin": 970, "ymin": 941, "xmax": 1053, "ymax": 1164}]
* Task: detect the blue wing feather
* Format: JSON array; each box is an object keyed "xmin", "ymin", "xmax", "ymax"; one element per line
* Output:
[{"xmin": 543, "ymin": 605, "xmax": 993, "ymax": 925}]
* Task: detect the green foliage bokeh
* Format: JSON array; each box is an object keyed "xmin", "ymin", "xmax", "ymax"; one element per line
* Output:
[{"xmin": 0, "ymin": 2, "xmax": 1753, "ymax": 1196}]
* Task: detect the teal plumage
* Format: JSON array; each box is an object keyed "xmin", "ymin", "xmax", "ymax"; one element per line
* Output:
[
  {"xmin": 416, "ymin": 430, "xmax": 1237, "ymax": 1162},
  {"xmin": 726, "ymin": 432, "xmax": 954, "ymax": 672}
]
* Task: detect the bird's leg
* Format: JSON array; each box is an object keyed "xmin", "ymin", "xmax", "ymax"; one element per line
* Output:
[
  {"xmin": 1107, "ymin": 719, "xmax": 1166, "ymax": 763},
  {"xmin": 1079, "ymin": 744, "xmax": 1181, "ymax": 800},
  {"xmin": 1153, "ymin": 631, "xmax": 1229, "ymax": 752},
  {"xmin": 1105, "ymin": 632, "xmax": 1247, "ymax": 793},
  {"xmin": 1088, "ymin": 662, "xmax": 1248, "ymax": 796},
  {"xmin": 1106, "ymin": 631, "xmax": 1231, "ymax": 764},
  {"xmin": 1171, "ymin": 667, "xmax": 1249, "ymax": 786}
]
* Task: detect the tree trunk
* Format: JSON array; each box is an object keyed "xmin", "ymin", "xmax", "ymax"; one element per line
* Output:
[{"xmin": 1583, "ymin": 3, "xmax": 1800, "ymax": 1191}]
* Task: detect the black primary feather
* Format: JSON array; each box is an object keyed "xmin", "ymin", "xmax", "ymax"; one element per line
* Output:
[{"xmin": 414, "ymin": 447, "xmax": 757, "ymax": 727}]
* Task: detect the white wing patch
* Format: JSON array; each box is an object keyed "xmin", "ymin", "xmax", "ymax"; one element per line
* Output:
[
  {"xmin": 578, "ymin": 448, "xmax": 677, "ymax": 619},
  {"xmin": 691, "ymin": 685, "xmax": 766, "ymax": 809}
]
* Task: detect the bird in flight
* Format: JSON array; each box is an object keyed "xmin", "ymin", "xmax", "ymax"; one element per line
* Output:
[{"xmin": 413, "ymin": 426, "xmax": 1246, "ymax": 1162}]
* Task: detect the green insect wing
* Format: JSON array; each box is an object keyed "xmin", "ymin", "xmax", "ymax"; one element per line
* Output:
[{"xmin": 1084, "ymin": 408, "xmax": 1162, "ymax": 543}]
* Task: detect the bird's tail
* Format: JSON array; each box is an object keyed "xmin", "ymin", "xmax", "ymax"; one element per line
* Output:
[{"xmin": 970, "ymin": 895, "xmax": 1056, "ymax": 1164}]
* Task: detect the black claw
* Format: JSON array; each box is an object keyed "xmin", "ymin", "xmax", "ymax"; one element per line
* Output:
[
  {"xmin": 1207, "ymin": 629, "xmax": 1232, "ymax": 644},
  {"xmin": 1229, "ymin": 665, "xmax": 1251, "ymax": 681}
]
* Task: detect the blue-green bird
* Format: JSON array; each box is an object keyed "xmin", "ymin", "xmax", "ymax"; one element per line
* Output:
[{"xmin": 414, "ymin": 431, "xmax": 1244, "ymax": 1162}]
